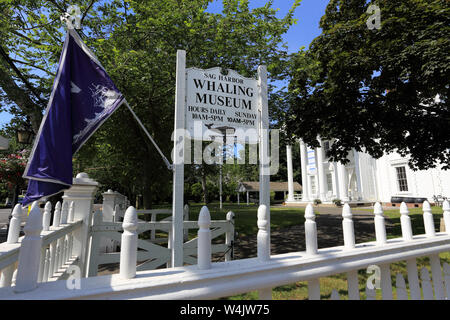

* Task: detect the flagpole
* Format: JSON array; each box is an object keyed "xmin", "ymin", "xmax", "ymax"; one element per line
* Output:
[{"xmin": 123, "ymin": 100, "xmax": 173, "ymax": 171}]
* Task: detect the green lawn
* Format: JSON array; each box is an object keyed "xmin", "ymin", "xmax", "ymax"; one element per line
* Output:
[{"xmin": 185, "ymin": 203, "xmax": 305, "ymax": 238}]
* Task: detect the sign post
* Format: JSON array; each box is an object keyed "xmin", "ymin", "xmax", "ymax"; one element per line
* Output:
[
  {"xmin": 171, "ymin": 50, "xmax": 270, "ymax": 267},
  {"xmin": 172, "ymin": 50, "xmax": 186, "ymax": 267}
]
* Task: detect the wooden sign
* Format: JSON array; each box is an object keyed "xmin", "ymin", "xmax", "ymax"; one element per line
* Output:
[{"xmin": 185, "ymin": 67, "xmax": 259, "ymax": 143}]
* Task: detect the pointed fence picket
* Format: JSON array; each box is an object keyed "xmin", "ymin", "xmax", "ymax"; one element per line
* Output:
[
  {"xmin": 0, "ymin": 200, "xmax": 83, "ymax": 288},
  {"xmin": 1, "ymin": 192, "xmax": 450, "ymax": 300}
]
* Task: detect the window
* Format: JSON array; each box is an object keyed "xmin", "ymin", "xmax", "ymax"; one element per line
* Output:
[
  {"xmin": 326, "ymin": 173, "xmax": 333, "ymax": 193},
  {"xmin": 396, "ymin": 166, "xmax": 409, "ymax": 192}
]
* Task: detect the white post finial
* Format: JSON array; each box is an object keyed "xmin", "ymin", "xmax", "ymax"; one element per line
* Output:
[
  {"xmin": 342, "ymin": 203, "xmax": 355, "ymax": 249},
  {"xmin": 7, "ymin": 204, "xmax": 23, "ymax": 244},
  {"xmin": 68, "ymin": 201, "xmax": 75, "ymax": 223},
  {"xmin": 14, "ymin": 205, "xmax": 43, "ymax": 293},
  {"xmin": 257, "ymin": 205, "xmax": 270, "ymax": 261},
  {"xmin": 422, "ymin": 201, "xmax": 435, "ymax": 237},
  {"xmin": 399, "ymin": 202, "xmax": 413, "ymax": 241},
  {"xmin": 52, "ymin": 201, "xmax": 62, "ymax": 228},
  {"xmin": 60, "ymin": 201, "xmax": 69, "ymax": 224},
  {"xmin": 42, "ymin": 202, "xmax": 52, "ymax": 231},
  {"xmin": 305, "ymin": 204, "xmax": 318, "ymax": 255},
  {"xmin": 442, "ymin": 200, "xmax": 449, "ymax": 234},
  {"xmin": 119, "ymin": 206, "xmax": 138, "ymax": 279},
  {"xmin": 198, "ymin": 206, "xmax": 211, "ymax": 270},
  {"xmin": 374, "ymin": 202, "xmax": 387, "ymax": 245}
]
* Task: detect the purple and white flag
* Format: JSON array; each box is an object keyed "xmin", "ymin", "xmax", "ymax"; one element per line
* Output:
[{"xmin": 22, "ymin": 29, "xmax": 124, "ymax": 206}]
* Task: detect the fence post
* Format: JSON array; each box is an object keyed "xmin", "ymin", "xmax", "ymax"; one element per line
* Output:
[
  {"xmin": 119, "ymin": 206, "xmax": 138, "ymax": 279},
  {"xmin": 197, "ymin": 206, "xmax": 211, "ymax": 270},
  {"xmin": 257, "ymin": 204, "xmax": 270, "ymax": 261},
  {"xmin": 60, "ymin": 201, "xmax": 69, "ymax": 225},
  {"xmin": 225, "ymin": 211, "xmax": 235, "ymax": 261},
  {"xmin": 7, "ymin": 204, "xmax": 22, "ymax": 244},
  {"xmin": 304, "ymin": 204, "xmax": 320, "ymax": 300},
  {"xmin": 62, "ymin": 173, "xmax": 98, "ymax": 278},
  {"xmin": 86, "ymin": 210, "xmax": 103, "ymax": 277},
  {"xmin": 305, "ymin": 204, "xmax": 318, "ymax": 255},
  {"xmin": 400, "ymin": 202, "xmax": 413, "ymax": 241},
  {"xmin": 400, "ymin": 205, "xmax": 420, "ymax": 299},
  {"xmin": 342, "ymin": 204, "xmax": 359, "ymax": 299},
  {"xmin": 52, "ymin": 201, "xmax": 61, "ymax": 228},
  {"xmin": 423, "ymin": 197, "xmax": 445, "ymax": 299},
  {"xmin": 14, "ymin": 204, "xmax": 42, "ymax": 293},
  {"xmin": 443, "ymin": 200, "xmax": 450, "ymax": 234},
  {"xmin": 374, "ymin": 202, "xmax": 387, "ymax": 245},
  {"xmin": 42, "ymin": 202, "xmax": 52, "ymax": 231},
  {"xmin": 342, "ymin": 203, "xmax": 355, "ymax": 249},
  {"xmin": 68, "ymin": 201, "xmax": 75, "ymax": 223},
  {"xmin": 423, "ymin": 200, "xmax": 435, "ymax": 237},
  {"xmin": 102, "ymin": 190, "xmax": 118, "ymax": 222}
]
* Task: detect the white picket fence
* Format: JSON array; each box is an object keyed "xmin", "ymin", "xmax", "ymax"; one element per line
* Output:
[
  {"xmin": 0, "ymin": 201, "xmax": 83, "ymax": 290},
  {"xmin": 0, "ymin": 173, "xmax": 449, "ymax": 299},
  {"xmin": 86, "ymin": 206, "xmax": 235, "ymax": 275}
]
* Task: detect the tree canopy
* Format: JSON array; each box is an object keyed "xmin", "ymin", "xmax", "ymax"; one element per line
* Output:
[
  {"xmin": 0, "ymin": 0, "xmax": 301, "ymax": 206},
  {"xmin": 287, "ymin": 0, "xmax": 449, "ymax": 170}
]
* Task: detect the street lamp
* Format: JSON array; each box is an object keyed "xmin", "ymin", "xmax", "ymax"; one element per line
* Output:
[{"xmin": 16, "ymin": 124, "xmax": 34, "ymax": 145}]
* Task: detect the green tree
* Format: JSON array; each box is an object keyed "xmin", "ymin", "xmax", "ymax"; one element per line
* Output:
[
  {"xmin": 287, "ymin": 0, "xmax": 450, "ymax": 170},
  {"xmin": 0, "ymin": 0, "xmax": 301, "ymax": 207}
]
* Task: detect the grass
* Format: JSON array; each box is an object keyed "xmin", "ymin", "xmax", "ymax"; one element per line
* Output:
[
  {"xmin": 186, "ymin": 203, "xmax": 305, "ymax": 238},
  {"xmin": 143, "ymin": 202, "xmax": 306, "ymax": 239}
]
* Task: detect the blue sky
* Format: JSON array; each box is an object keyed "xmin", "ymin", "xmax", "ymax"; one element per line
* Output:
[{"xmin": 0, "ymin": 0, "xmax": 329, "ymax": 128}]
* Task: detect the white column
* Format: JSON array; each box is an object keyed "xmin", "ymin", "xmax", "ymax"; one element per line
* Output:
[
  {"xmin": 331, "ymin": 163, "xmax": 340, "ymax": 199},
  {"xmin": 61, "ymin": 173, "xmax": 98, "ymax": 278},
  {"xmin": 337, "ymin": 163, "xmax": 349, "ymax": 202},
  {"xmin": 353, "ymin": 149, "xmax": 363, "ymax": 201},
  {"xmin": 286, "ymin": 145, "xmax": 295, "ymax": 202},
  {"xmin": 172, "ymin": 50, "xmax": 186, "ymax": 267},
  {"xmin": 316, "ymin": 139, "xmax": 327, "ymax": 202},
  {"xmin": 299, "ymin": 140, "xmax": 310, "ymax": 202}
]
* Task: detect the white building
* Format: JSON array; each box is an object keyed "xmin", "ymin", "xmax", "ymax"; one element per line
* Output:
[{"xmin": 285, "ymin": 139, "xmax": 450, "ymax": 206}]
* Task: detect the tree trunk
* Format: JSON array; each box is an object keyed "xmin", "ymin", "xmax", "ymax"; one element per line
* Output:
[{"xmin": 201, "ymin": 166, "xmax": 208, "ymax": 204}]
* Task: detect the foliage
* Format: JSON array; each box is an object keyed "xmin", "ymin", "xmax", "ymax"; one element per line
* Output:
[
  {"xmin": 287, "ymin": 0, "xmax": 450, "ymax": 170},
  {"xmin": 332, "ymin": 198, "xmax": 342, "ymax": 206},
  {"xmin": 0, "ymin": 149, "xmax": 28, "ymax": 189},
  {"xmin": 0, "ymin": 0, "xmax": 301, "ymax": 207},
  {"xmin": 313, "ymin": 198, "xmax": 321, "ymax": 206}
]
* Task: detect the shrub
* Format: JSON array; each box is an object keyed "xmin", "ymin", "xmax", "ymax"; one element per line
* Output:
[
  {"xmin": 332, "ymin": 198, "xmax": 342, "ymax": 206},
  {"xmin": 313, "ymin": 198, "xmax": 322, "ymax": 205}
]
